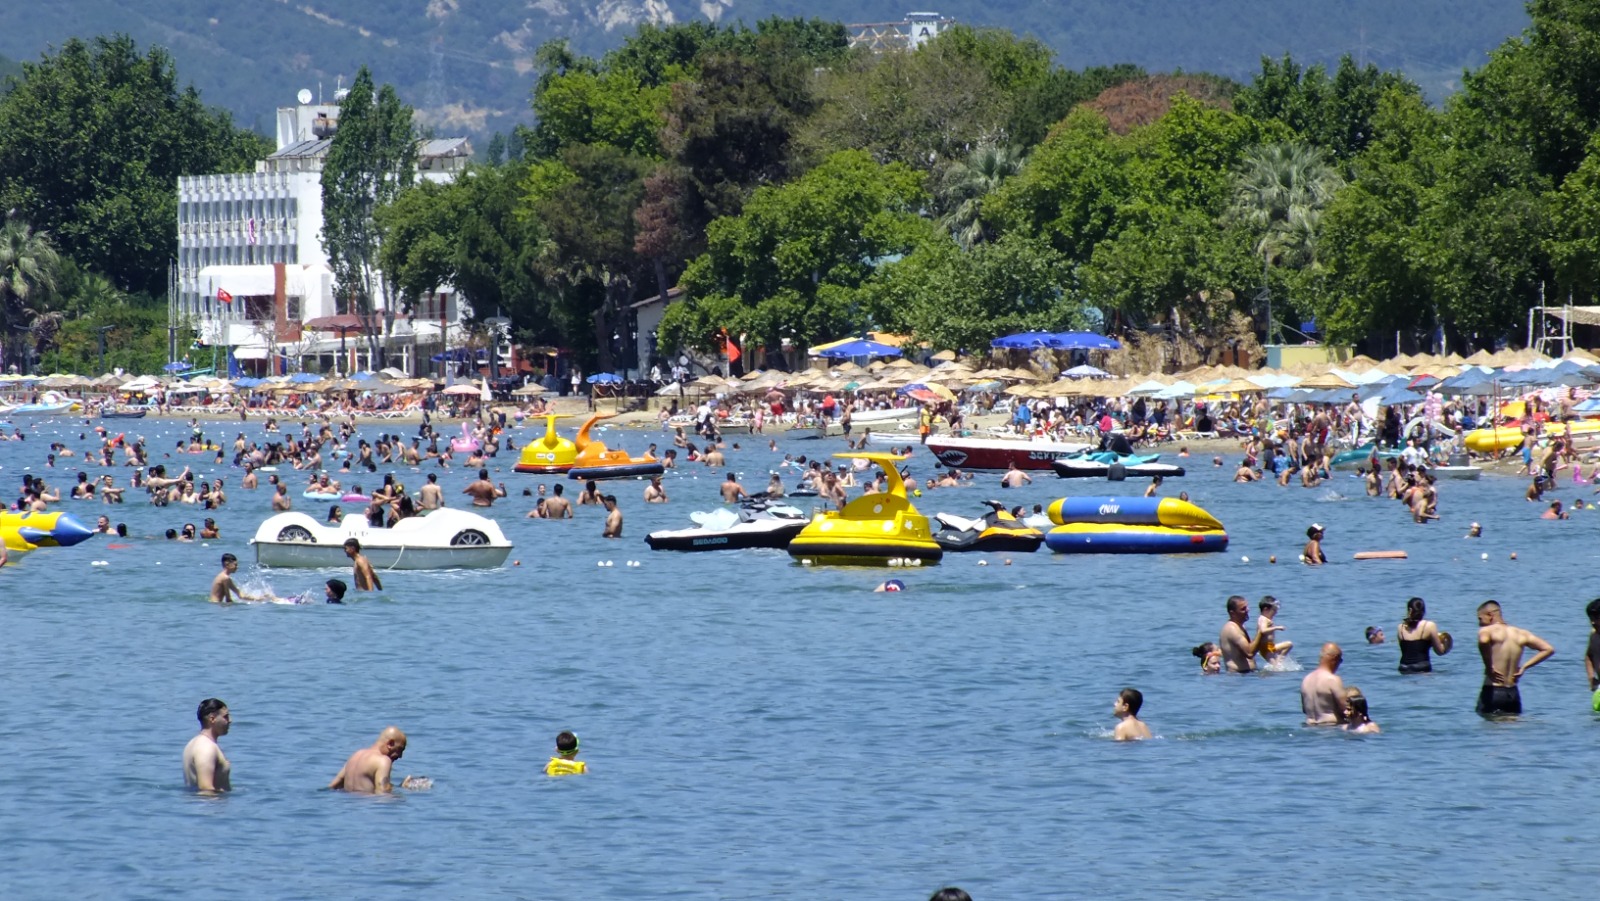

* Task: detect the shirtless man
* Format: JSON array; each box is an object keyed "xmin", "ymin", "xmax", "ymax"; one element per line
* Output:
[
  {"xmin": 577, "ymin": 480, "xmax": 603, "ymax": 506},
  {"xmin": 344, "ymin": 539, "xmax": 383, "ymax": 591},
  {"xmin": 1299, "ymin": 643, "xmax": 1347, "ymax": 725},
  {"xmin": 1476, "ymin": 600, "xmax": 1554, "ymax": 717},
  {"xmin": 544, "ymin": 483, "xmax": 574, "ymax": 519},
  {"xmin": 703, "ymin": 446, "xmax": 725, "ymax": 468},
  {"xmin": 418, "ymin": 473, "xmax": 443, "ymax": 510},
  {"xmin": 182, "ymin": 698, "xmax": 232, "ymax": 792},
  {"xmin": 271, "ymin": 483, "xmax": 292, "ymax": 512},
  {"xmin": 602, "ymin": 495, "xmax": 623, "ymax": 538},
  {"xmin": 643, "ymin": 476, "xmax": 668, "ymax": 503},
  {"xmin": 720, "ymin": 472, "xmax": 748, "ymax": 504},
  {"xmin": 328, "ymin": 726, "xmax": 410, "ymax": 793},
  {"xmin": 1219, "ymin": 595, "xmax": 1268, "ymax": 673},
  {"xmin": 1000, "ymin": 463, "xmax": 1032, "ymax": 489},
  {"xmin": 462, "ymin": 468, "xmax": 505, "ymax": 508},
  {"xmin": 209, "ymin": 553, "xmax": 267, "ymax": 603}
]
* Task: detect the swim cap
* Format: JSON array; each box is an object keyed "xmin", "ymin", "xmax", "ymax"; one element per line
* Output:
[{"xmin": 883, "ymin": 579, "xmax": 905, "ymax": 592}]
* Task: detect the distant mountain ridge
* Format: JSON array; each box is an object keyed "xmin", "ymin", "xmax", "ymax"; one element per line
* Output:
[{"xmin": 0, "ymin": 2, "xmax": 1531, "ymax": 144}]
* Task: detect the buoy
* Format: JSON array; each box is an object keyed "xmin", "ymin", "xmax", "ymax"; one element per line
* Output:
[
  {"xmin": 1241, "ymin": 556, "xmax": 1250, "ymax": 563},
  {"xmin": 977, "ymin": 559, "xmax": 988, "ymax": 566},
  {"xmin": 1107, "ymin": 462, "xmax": 1127, "ymax": 482},
  {"xmin": 1004, "ymin": 558, "xmax": 1012, "ymax": 566},
  {"xmin": 1353, "ymin": 550, "xmax": 1408, "ymax": 560},
  {"xmin": 1510, "ymin": 552, "xmax": 1518, "ymax": 560},
  {"xmin": 1481, "ymin": 553, "xmax": 1488, "ymax": 560},
  {"xmin": 1269, "ymin": 555, "xmax": 1277, "ymax": 564}
]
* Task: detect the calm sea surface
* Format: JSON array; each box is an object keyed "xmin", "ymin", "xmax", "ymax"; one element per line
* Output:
[{"xmin": 1, "ymin": 415, "xmax": 1597, "ymax": 899}]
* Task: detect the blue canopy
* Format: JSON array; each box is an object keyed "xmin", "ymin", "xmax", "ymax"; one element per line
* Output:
[
  {"xmin": 990, "ymin": 331, "xmax": 1062, "ymax": 349},
  {"xmin": 816, "ymin": 339, "xmax": 903, "ymax": 358},
  {"xmin": 586, "ymin": 372, "xmax": 623, "ymax": 384},
  {"xmin": 232, "ymin": 377, "xmax": 265, "ymax": 388},
  {"xmin": 162, "ymin": 362, "xmax": 190, "ymax": 372},
  {"xmin": 1052, "ymin": 331, "xmax": 1121, "ymax": 350},
  {"xmin": 430, "ymin": 348, "xmax": 487, "ymax": 363},
  {"xmin": 288, "ymin": 372, "xmax": 322, "ymax": 383}
]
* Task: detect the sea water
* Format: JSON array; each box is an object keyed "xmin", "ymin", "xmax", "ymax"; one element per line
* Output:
[{"xmin": 2, "ymin": 418, "xmax": 1598, "ymax": 899}]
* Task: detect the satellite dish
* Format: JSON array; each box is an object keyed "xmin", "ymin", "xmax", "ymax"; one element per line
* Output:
[{"xmin": 297, "ymin": 88, "xmax": 313, "ymax": 105}]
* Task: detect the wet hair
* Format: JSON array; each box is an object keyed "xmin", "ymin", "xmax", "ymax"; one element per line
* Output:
[
  {"xmin": 165, "ymin": 529, "xmax": 178, "ymax": 540},
  {"xmin": 1405, "ymin": 597, "xmax": 1426, "ymax": 625},
  {"xmin": 197, "ymin": 697, "xmax": 227, "ymax": 727},
  {"xmin": 930, "ymin": 889, "xmax": 973, "ymax": 901},
  {"xmin": 326, "ymin": 578, "xmax": 347, "ymax": 601},
  {"xmin": 603, "ymin": 495, "xmax": 618, "ymax": 505},
  {"xmin": 479, "ymin": 468, "xmax": 490, "ymax": 480},
  {"xmin": 116, "ymin": 523, "xmax": 127, "ymax": 537},
  {"xmin": 1477, "ymin": 600, "xmax": 1501, "ymax": 616},
  {"xmin": 556, "ymin": 731, "xmax": 579, "ymax": 753},
  {"xmin": 1588, "ymin": 598, "xmax": 1600, "ymax": 622},
  {"xmin": 1226, "ymin": 594, "xmax": 1248, "ymax": 614},
  {"xmin": 1192, "ymin": 642, "xmax": 1218, "ymax": 659},
  {"xmin": 1259, "ymin": 596, "xmax": 1278, "ymax": 613},
  {"xmin": 552, "ymin": 484, "xmax": 564, "ymax": 496},
  {"xmin": 1119, "ymin": 687, "xmax": 1144, "ymax": 716},
  {"xmin": 1345, "ymin": 687, "xmax": 1369, "ymax": 720},
  {"xmin": 344, "ymin": 538, "xmax": 362, "ymax": 551},
  {"xmin": 427, "ymin": 473, "xmax": 438, "ymax": 483}
]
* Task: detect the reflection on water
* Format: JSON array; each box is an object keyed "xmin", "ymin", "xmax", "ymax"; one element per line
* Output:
[{"xmin": 3, "ymin": 417, "xmax": 1599, "ymax": 899}]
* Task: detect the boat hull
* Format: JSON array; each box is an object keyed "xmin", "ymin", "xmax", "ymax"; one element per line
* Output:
[
  {"xmin": 646, "ymin": 520, "xmax": 806, "ymax": 551},
  {"xmin": 934, "ymin": 529, "xmax": 1044, "ymax": 553},
  {"xmin": 1431, "ymin": 465, "xmax": 1482, "ymax": 480},
  {"xmin": 1052, "ymin": 460, "xmax": 1185, "ymax": 479},
  {"xmin": 787, "ymin": 534, "xmax": 944, "ymax": 565},
  {"xmin": 925, "ymin": 436, "xmax": 1093, "ymax": 471},
  {"xmin": 254, "ymin": 542, "xmax": 510, "ymax": 569},
  {"xmin": 99, "ymin": 410, "xmax": 147, "ymax": 419},
  {"xmin": 568, "ymin": 461, "xmax": 664, "ymax": 480}
]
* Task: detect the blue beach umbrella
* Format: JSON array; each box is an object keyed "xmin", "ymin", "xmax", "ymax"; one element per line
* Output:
[
  {"xmin": 816, "ymin": 339, "xmax": 903, "ymax": 358},
  {"xmin": 586, "ymin": 372, "xmax": 624, "ymax": 384},
  {"xmin": 1051, "ymin": 331, "xmax": 1122, "ymax": 350},
  {"xmin": 990, "ymin": 331, "xmax": 1062, "ymax": 349}
]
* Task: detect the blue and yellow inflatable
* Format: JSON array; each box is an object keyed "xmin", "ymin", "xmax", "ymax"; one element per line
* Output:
[
  {"xmin": 1, "ymin": 510, "xmax": 96, "ymax": 552},
  {"xmin": 1043, "ymin": 496, "xmax": 1228, "ymax": 554}
]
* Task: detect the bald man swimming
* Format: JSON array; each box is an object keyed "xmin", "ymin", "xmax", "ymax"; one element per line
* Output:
[{"xmin": 329, "ymin": 726, "xmax": 411, "ymax": 793}]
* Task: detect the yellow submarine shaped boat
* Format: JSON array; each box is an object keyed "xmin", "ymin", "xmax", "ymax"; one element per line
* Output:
[
  {"xmin": 513, "ymin": 413, "xmax": 578, "ymax": 474},
  {"xmin": 566, "ymin": 413, "xmax": 665, "ymax": 481},
  {"xmin": 1043, "ymin": 496, "xmax": 1227, "ymax": 554},
  {"xmin": 2, "ymin": 510, "xmax": 96, "ymax": 552},
  {"xmin": 788, "ymin": 452, "xmax": 943, "ymax": 565}
]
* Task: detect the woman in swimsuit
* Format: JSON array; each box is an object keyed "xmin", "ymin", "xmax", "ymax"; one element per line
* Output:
[{"xmin": 1396, "ymin": 596, "xmax": 1452, "ymax": 674}]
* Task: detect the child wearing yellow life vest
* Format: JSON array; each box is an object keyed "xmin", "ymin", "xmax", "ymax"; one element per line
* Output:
[{"xmin": 545, "ymin": 731, "xmax": 587, "ymax": 776}]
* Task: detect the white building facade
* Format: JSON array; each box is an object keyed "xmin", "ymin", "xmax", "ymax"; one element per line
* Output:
[{"xmin": 173, "ymin": 91, "xmax": 471, "ymax": 374}]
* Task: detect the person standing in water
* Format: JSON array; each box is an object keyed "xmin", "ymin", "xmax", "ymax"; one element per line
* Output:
[
  {"xmin": 601, "ymin": 495, "xmax": 623, "ymax": 538},
  {"xmin": 1300, "ymin": 643, "xmax": 1348, "ymax": 725},
  {"xmin": 1219, "ymin": 595, "xmax": 1268, "ymax": 673},
  {"xmin": 1397, "ymin": 597, "xmax": 1452, "ymax": 674},
  {"xmin": 1585, "ymin": 598, "xmax": 1600, "ymax": 701},
  {"xmin": 182, "ymin": 698, "xmax": 232, "ymax": 792},
  {"xmin": 343, "ymin": 539, "xmax": 383, "ymax": 592},
  {"xmin": 328, "ymin": 726, "xmax": 412, "ymax": 793},
  {"xmin": 1302, "ymin": 523, "xmax": 1327, "ymax": 565},
  {"xmin": 1476, "ymin": 600, "xmax": 1554, "ymax": 717},
  {"xmin": 1112, "ymin": 688, "xmax": 1152, "ymax": 741}
]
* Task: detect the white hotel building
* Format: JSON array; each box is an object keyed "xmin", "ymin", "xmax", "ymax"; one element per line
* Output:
[{"xmin": 173, "ymin": 90, "xmax": 471, "ymax": 374}]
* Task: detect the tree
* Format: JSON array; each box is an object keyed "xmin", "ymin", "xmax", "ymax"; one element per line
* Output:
[
  {"xmin": 935, "ymin": 143, "xmax": 1026, "ymax": 249},
  {"xmin": 1548, "ymin": 131, "xmax": 1600, "ymax": 300},
  {"xmin": 1224, "ymin": 142, "xmax": 1345, "ymax": 341},
  {"xmin": 663, "ymin": 150, "xmax": 930, "ymax": 356},
  {"xmin": 0, "ymin": 34, "xmax": 268, "ymax": 295},
  {"xmin": 0, "ymin": 214, "xmax": 60, "ymax": 374},
  {"xmin": 321, "ymin": 67, "xmax": 417, "ymax": 367},
  {"xmin": 1233, "ymin": 55, "xmax": 1420, "ymax": 160}
]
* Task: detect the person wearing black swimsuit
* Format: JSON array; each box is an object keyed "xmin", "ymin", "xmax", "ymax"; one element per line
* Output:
[{"xmin": 1397, "ymin": 597, "xmax": 1451, "ymax": 674}]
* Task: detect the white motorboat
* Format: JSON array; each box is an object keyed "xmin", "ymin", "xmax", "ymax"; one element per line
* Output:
[
  {"xmin": 1431, "ymin": 465, "xmax": 1483, "ymax": 480},
  {"xmin": 251, "ymin": 509, "xmax": 513, "ymax": 569},
  {"xmin": 645, "ymin": 499, "xmax": 809, "ymax": 551},
  {"xmin": 924, "ymin": 435, "xmax": 1093, "ymax": 470},
  {"xmin": 851, "ymin": 407, "xmax": 920, "ymax": 425}
]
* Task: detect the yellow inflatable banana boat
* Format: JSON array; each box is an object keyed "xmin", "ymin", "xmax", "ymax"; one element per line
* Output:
[
  {"xmin": 788, "ymin": 453, "xmax": 943, "ymax": 565},
  {"xmin": 1, "ymin": 510, "xmax": 96, "ymax": 552}
]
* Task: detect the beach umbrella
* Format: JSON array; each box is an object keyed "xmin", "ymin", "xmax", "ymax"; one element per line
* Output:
[
  {"xmin": 814, "ymin": 339, "xmax": 903, "ymax": 359},
  {"xmin": 511, "ymin": 384, "xmax": 547, "ymax": 396},
  {"xmin": 585, "ymin": 372, "xmax": 623, "ymax": 384},
  {"xmin": 990, "ymin": 331, "xmax": 1062, "ymax": 349},
  {"xmin": 1062, "ymin": 363, "xmax": 1110, "ymax": 379},
  {"xmin": 441, "ymin": 384, "xmax": 481, "ymax": 396},
  {"xmin": 1051, "ymin": 331, "xmax": 1121, "ymax": 350}
]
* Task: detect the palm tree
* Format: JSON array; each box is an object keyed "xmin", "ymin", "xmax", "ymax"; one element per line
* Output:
[
  {"xmin": 937, "ymin": 143, "xmax": 1025, "ymax": 250},
  {"xmin": 0, "ymin": 214, "xmax": 62, "ymax": 374},
  {"xmin": 1225, "ymin": 143, "xmax": 1344, "ymax": 343}
]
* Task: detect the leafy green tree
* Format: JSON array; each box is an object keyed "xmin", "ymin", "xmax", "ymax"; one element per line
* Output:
[
  {"xmin": 986, "ymin": 108, "xmax": 1126, "ymax": 261},
  {"xmin": 662, "ymin": 150, "xmax": 930, "ymax": 356},
  {"xmin": 0, "ymin": 214, "xmax": 60, "ymax": 374},
  {"xmin": 1234, "ymin": 55, "xmax": 1420, "ymax": 160},
  {"xmin": 1009, "ymin": 64, "xmax": 1146, "ymax": 150},
  {"xmin": 0, "ymin": 34, "xmax": 267, "ymax": 295},
  {"xmin": 1548, "ymin": 131, "xmax": 1600, "ymax": 300},
  {"xmin": 532, "ymin": 68, "xmax": 669, "ymax": 158},
  {"xmin": 1224, "ymin": 142, "xmax": 1345, "ymax": 341},
  {"xmin": 935, "ymin": 143, "xmax": 1026, "ymax": 248},
  {"xmin": 321, "ymin": 66, "xmax": 417, "ymax": 366}
]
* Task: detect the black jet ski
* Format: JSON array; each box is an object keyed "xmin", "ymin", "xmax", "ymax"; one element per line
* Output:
[
  {"xmin": 933, "ymin": 500, "xmax": 1045, "ymax": 553},
  {"xmin": 645, "ymin": 496, "xmax": 809, "ymax": 551}
]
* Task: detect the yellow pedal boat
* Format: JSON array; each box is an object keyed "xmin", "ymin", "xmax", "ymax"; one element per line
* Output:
[{"xmin": 788, "ymin": 452, "xmax": 942, "ymax": 566}]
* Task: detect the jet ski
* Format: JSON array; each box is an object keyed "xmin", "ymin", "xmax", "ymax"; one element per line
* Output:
[
  {"xmin": 645, "ymin": 495, "xmax": 809, "ymax": 551},
  {"xmin": 933, "ymin": 500, "xmax": 1045, "ymax": 553},
  {"xmin": 1052, "ymin": 451, "xmax": 1185, "ymax": 479}
]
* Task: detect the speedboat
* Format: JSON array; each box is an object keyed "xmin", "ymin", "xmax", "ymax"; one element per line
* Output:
[
  {"xmin": 98, "ymin": 409, "xmax": 147, "ymax": 419},
  {"xmin": 1051, "ymin": 453, "xmax": 1184, "ymax": 479},
  {"xmin": 646, "ymin": 497, "xmax": 808, "ymax": 551},
  {"xmin": 251, "ymin": 509, "xmax": 513, "ymax": 569},
  {"xmin": 788, "ymin": 452, "xmax": 942, "ymax": 565},
  {"xmin": 924, "ymin": 435, "xmax": 1093, "ymax": 470},
  {"xmin": 514, "ymin": 413, "xmax": 578, "ymax": 474},
  {"xmin": 851, "ymin": 407, "xmax": 920, "ymax": 426},
  {"xmin": 933, "ymin": 500, "xmax": 1044, "ymax": 553},
  {"xmin": 567, "ymin": 413, "xmax": 664, "ymax": 480},
  {"xmin": 1043, "ymin": 496, "xmax": 1227, "ymax": 554}
]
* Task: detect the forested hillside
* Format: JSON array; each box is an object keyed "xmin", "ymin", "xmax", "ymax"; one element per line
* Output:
[{"xmin": 0, "ymin": 1, "xmax": 1529, "ymax": 141}]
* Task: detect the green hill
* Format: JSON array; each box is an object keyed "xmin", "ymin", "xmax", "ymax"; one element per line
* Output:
[{"xmin": 0, "ymin": 2, "xmax": 1531, "ymax": 142}]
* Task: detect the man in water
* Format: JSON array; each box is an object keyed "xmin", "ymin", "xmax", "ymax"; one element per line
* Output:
[
  {"xmin": 720, "ymin": 472, "xmax": 748, "ymax": 504},
  {"xmin": 643, "ymin": 475, "xmax": 668, "ymax": 503},
  {"xmin": 209, "ymin": 553, "xmax": 267, "ymax": 603},
  {"xmin": 462, "ymin": 468, "xmax": 505, "ymax": 507},
  {"xmin": 1475, "ymin": 600, "xmax": 1554, "ymax": 717},
  {"xmin": 544, "ymin": 483, "xmax": 574, "ymax": 519},
  {"xmin": 328, "ymin": 726, "xmax": 410, "ymax": 793},
  {"xmin": 343, "ymin": 538, "xmax": 383, "ymax": 592},
  {"xmin": 1219, "ymin": 595, "xmax": 1268, "ymax": 673},
  {"xmin": 182, "ymin": 697, "xmax": 232, "ymax": 792},
  {"xmin": 271, "ymin": 483, "xmax": 292, "ymax": 511},
  {"xmin": 1300, "ymin": 643, "xmax": 1348, "ymax": 725},
  {"xmin": 1000, "ymin": 462, "xmax": 1032, "ymax": 489},
  {"xmin": 418, "ymin": 473, "xmax": 443, "ymax": 510},
  {"xmin": 602, "ymin": 495, "xmax": 623, "ymax": 538}
]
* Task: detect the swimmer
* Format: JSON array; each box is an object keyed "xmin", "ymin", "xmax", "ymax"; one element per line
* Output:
[
  {"xmin": 929, "ymin": 890, "xmax": 973, "ymax": 901},
  {"xmin": 343, "ymin": 538, "xmax": 382, "ymax": 591},
  {"xmin": 462, "ymin": 468, "xmax": 505, "ymax": 507},
  {"xmin": 1396, "ymin": 597, "xmax": 1450, "ymax": 674},
  {"xmin": 1475, "ymin": 600, "xmax": 1553, "ymax": 717},
  {"xmin": 1000, "ymin": 462, "xmax": 1031, "ymax": 489},
  {"xmin": 1365, "ymin": 626, "xmax": 1386, "ymax": 645},
  {"xmin": 1542, "ymin": 500, "xmax": 1569, "ymax": 520},
  {"xmin": 1302, "ymin": 523, "xmax": 1327, "ymax": 565},
  {"xmin": 643, "ymin": 475, "xmax": 668, "ymax": 503},
  {"xmin": 418, "ymin": 473, "xmax": 443, "ymax": 510},
  {"xmin": 1192, "ymin": 642, "xmax": 1222, "ymax": 674},
  {"xmin": 601, "ymin": 495, "xmax": 623, "ymax": 538},
  {"xmin": 328, "ymin": 726, "xmax": 416, "ymax": 793},
  {"xmin": 209, "ymin": 553, "xmax": 267, "ymax": 603},
  {"xmin": 1342, "ymin": 687, "xmax": 1380, "ymax": 734},
  {"xmin": 1300, "ymin": 643, "xmax": 1347, "ymax": 725},
  {"xmin": 1143, "ymin": 475, "xmax": 1163, "ymax": 497},
  {"xmin": 1466, "ymin": 521, "xmax": 1482, "ymax": 538},
  {"xmin": 720, "ymin": 472, "xmax": 748, "ymax": 503},
  {"xmin": 874, "ymin": 578, "xmax": 906, "ymax": 593},
  {"xmin": 545, "ymin": 731, "xmax": 587, "ymax": 776},
  {"xmin": 182, "ymin": 698, "xmax": 231, "ymax": 792},
  {"xmin": 325, "ymin": 578, "xmax": 347, "ymax": 604},
  {"xmin": 1257, "ymin": 597, "xmax": 1293, "ymax": 662},
  {"xmin": 1112, "ymin": 688, "xmax": 1151, "ymax": 741}
]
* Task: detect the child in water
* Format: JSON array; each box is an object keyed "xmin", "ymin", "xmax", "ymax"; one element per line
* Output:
[
  {"xmin": 1112, "ymin": 688, "xmax": 1152, "ymax": 741},
  {"xmin": 1192, "ymin": 642, "xmax": 1222, "ymax": 674},
  {"xmin": 1257, "ymin": 597, "xmax": 1293, "ymax": 663},
  {"xmin": 1342, "ymin": 688, "xmax": 1380, "ymax": 734},
  {"xmin": 545, "ymin": 731, "xmax": 587, "ymax": 776}
]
